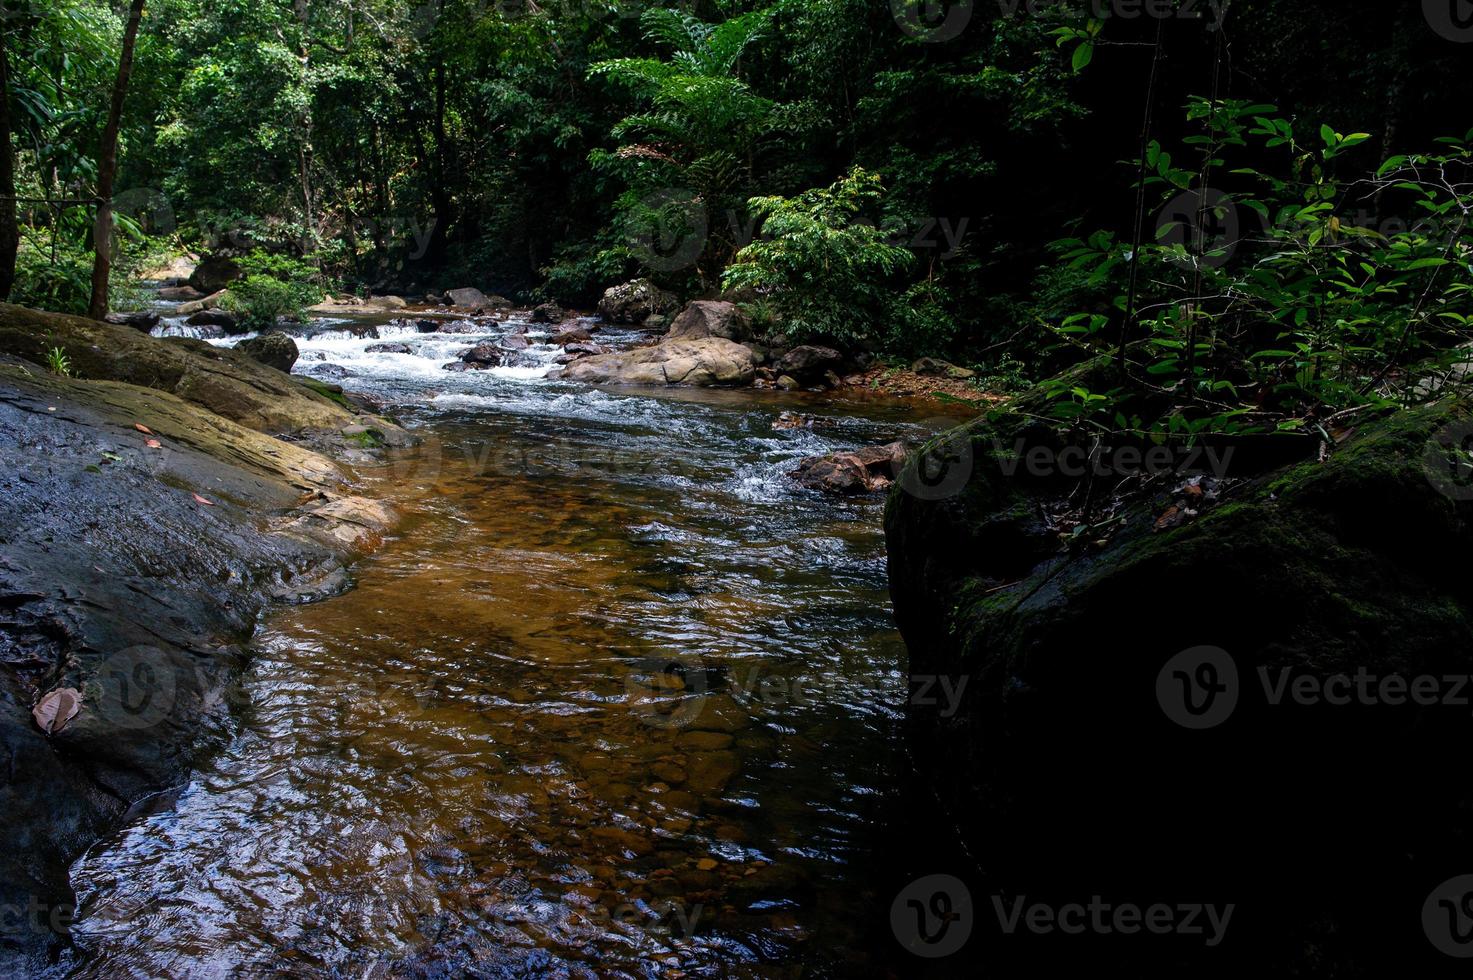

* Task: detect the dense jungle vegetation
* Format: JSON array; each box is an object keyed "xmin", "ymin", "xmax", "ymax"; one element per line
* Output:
[{"xmin": 2, "ymin": 0, "xmax": 1472, "ymax": 437}]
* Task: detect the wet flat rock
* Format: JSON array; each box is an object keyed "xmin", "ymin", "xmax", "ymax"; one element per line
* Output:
[{"xmin": 0, "ymin": 358, "xmax": 396, "ymax": 972}]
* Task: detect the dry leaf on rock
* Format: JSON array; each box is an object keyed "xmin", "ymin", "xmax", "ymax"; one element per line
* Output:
[{"xmin": 32, "ymin": 688, "xmax": 82, "ymax": 735}]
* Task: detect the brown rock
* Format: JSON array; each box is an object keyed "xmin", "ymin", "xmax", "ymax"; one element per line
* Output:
[
  {"xmin": 559, "ymin": 338, "xmax": 758, "ymax": 387},
  {"xmin": 665, "ymin": 300, "xmax": 750, "ymax": 342},
  {"xmin": 789, "ymin": 441, "xmax": 907, "ymax": 495}
]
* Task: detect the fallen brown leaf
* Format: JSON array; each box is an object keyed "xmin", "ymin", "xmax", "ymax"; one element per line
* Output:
[
  {"xmin": 1154, "ymin": 505, "xmax": 1184, "ymax": 531},
  {"xmin": 32, "ymin": 687, "xmax": 82, "ymax": 735},
  {"xmin": 134, "ymin": 423, "xmax": 153, "ymax": 435},
  {"xmin": 192, "ymin": 493, "xmax": 215, "ymax": 506},
  {"xmin": 146, "ymin": 438, "xmax": 162, "ymax": 449}
]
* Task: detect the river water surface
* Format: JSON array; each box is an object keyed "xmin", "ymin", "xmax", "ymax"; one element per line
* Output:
[{"xmin": 63, "ymin": 313, "xmax": 966, "ymax": 976}]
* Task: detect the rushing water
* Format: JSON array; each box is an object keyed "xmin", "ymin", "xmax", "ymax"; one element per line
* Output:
[{"xmin": 64, "ymin": 313, "xmax": 967, "ymax": 977}]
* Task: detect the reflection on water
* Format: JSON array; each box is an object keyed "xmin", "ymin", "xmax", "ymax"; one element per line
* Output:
[{"xmin": 68, "ymin": 317, "xmax": 965, "ymax": 977}]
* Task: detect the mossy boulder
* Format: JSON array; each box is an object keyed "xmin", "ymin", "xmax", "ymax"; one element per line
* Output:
[
  {"xmin": 884, "ymin": 392, "xmax": 1473, "ymax": 973},
  {"xmin": 235, "ymin": 331, "xmax": 299, "ymax": 372},
  {"xmin": 186, "ymin": 254, "xmax": 242, "ymax": 294},
  {"xmin": 596, "ymin": 279, "xmax": 678, "ymax": 325},
  {"xmin": 0, "ymin": 303, "xmax": 400, "ymax": 445}
]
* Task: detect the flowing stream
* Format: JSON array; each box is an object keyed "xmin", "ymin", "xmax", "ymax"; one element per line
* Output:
[{"xmin": 62, "ymin": 312, "xmax": 964, "ymax": 977}]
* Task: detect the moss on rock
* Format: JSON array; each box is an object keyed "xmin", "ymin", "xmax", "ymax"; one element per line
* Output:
[
  {"xmin": 885, "ymin": 391, "xmax": 1473, "ymax": 973},
  {"xmin": 0, "ymin": 303, "xmax": 390, "ymax": 442}
]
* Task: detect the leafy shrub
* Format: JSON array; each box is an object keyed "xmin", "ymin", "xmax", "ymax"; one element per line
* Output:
[
  {"xmin": 1042, "ymin": 100, "xmax": 1473, "ymax": 441},
  {"xmin": 722, "ymin": 167, "xmax": 914, "ymax": 345},
  {"xmin": 538, "ymin": 235, "xmax": 630, "ymax": 307},
  {"xmin": 886, "ymin": 279, "xmax": 959, "ymax": 358},
  {"xmin": 237, "ymin": 248, "xmax": 321, "ymax": 285},
  {"xmin": 221, "ymin": 275, "xmax": 314, "ymax": 328},
  {"xmin": 13, "ymin": 219, "xmax": 184, "ymax": 315},
  {"xmin": 219, "ymin": 249, "xmax": 324, "ymax": 328},
  {"xmin": 13, "ymin": 241, "xmax": 94, "ymax": 315}
]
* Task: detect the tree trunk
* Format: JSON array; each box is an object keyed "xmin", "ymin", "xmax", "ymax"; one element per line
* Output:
[
  {"xmin": 427, "ymin": 56, "xmax": 450, "ymax": 263},
  {"xmin": 0, "ymin": 37, "xmax": 19, "ymax": 301},
  {"xmin": 87, "ymin": 0, "xmax": 146, "ymax": 321}
]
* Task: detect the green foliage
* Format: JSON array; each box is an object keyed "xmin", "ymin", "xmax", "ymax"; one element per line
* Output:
[
  {"xmin": 887, "ymin": 279, "xmax": 960, "ymax": 358},
  {"xmin": 13, "ymin": 241, "xmax": 94, "ymax": 315},
  {"xmin": 219, "ymin": 276, "xmax": 308, "ymax": 328},
  {"xmin": 44, "ymin": 347, "xmax": 73, "ymax": 377},
  {"xmin": 7, "ymin": 0, "xmax": 1470, "ymax": 380},
  {"xmin": 1044, "ymin": 101, "xmax": 1473, "ymax": 440},
  {"xmin": 237, "ymin": 248, "xmax": 321, "ymax": 286},
  {"xmin": 538, "ymin": 235, "xmax": 629, "ymax": 306},
  {"xmin": 723, "ymin": 168, "xmax": 914, "ymax": 345},
  {"xmin": 590, "ymin": 5, "xmax": 783, "ymax": 287},
  {"xmin": 219, "ymin": 249, "xmax": 324, "ymax": 328}
]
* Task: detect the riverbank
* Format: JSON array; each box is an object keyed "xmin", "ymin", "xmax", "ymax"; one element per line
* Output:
[{"xmin": 0, "ymin": 305, "xmax": 407, "ymax": 973}]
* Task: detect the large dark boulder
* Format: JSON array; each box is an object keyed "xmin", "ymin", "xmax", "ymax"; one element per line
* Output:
[
  {"xmin": 235, "ymin": 332, "xmax": 299, "ymax": 373},
  {"xmin": 157, "ymin": 285, "xmax": 204, "ymax": 302},
  {"xmin": 551, "ymin": 326, "xmax": 593, "ymax": 346},
  {"xmin": 665, "ymin": 300, "xmax": 750, "ymax": 342},
  {"xmin": 186, "ymin": 309, "xmax": 242, "ymax": 334},
  {"xmin": 451, "ymin": 343, "xmax": 502, "ymax": 370},
  {"xmin": 773, "ymin": 345, "xmax": 842, "ymax": 385},
  {"xmin": 445, "ymin": 287, "xmax": 510, "ymax": 311},
  {"xmin": 103, "ymin": 312, "xmax": 160, "ymax": 333},
  {"xmin": 596, "ymin": 279, "xmax": 678, "ymax": 325},
  {"xmin": 186, "ymin": 255, "xmax": 242, "ymax": 294},
  {"xmin": 884, "ymin": 382, "xmax": 1473, "ymax": 974}
]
